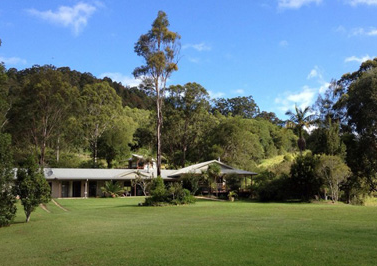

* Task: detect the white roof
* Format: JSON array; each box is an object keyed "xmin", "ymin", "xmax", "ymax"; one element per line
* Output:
[
  {"xmin": 167, "ymin": 160, "xmax": 257, "ymax": 177},
  {"xmin": 42, "ymin": 160, "xmax": 256, "ymax": 181},
  {"xmin": 44, "ymin": 168, "xmax": 174, "ymax": 181},
  {"xmin": 128, "ymin": 154, "xmax": 156, "ymax": 162}
]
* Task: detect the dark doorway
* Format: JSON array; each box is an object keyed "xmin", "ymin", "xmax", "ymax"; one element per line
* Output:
[
  {"xmin": 61, "ymin": 181, "xmax": 69, "ymax": 197},
  {"xmin": 72, "ymin": 181, "xmax": 81, "ymax": 197},
  {"xmin": 89, "ymin": 181, "xmax": 97, "ymax": 197},
  {"xmin": 48, "ymin": 182, "xmax": 52, "ymax": 195}
]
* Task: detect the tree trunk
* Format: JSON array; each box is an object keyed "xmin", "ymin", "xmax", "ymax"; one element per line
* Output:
[
  {"xmin": 215, "ymin": 177, "xmax": 218, "ymax": 198},
  {"xmin": 182, "ymin": 146, "xmax": 187, "ymax": 168},
  {"xmin": 25, "ymin": 210, "xmax": 31, "ymax": 223},
  {"xmin": 182, "ymin": 120, "xmax": 188, "ymax": 168},
  {"xmin": 40, "ymin": 142, "xmax": 46, "ymax": 167},
  {"xmin": 156, "ymin": 87, "xmax": 162, "ymax": 177},
  {"xmin": 107, "ymin": 158, "xmax": 112, "ymax": 169},
  {"xmin": 56, "ymin": 136, "xmax": 60, "ymax": 163},
  {"xmin": 92, "ymin": 141, "xmax": 98, "ymax": 167},
  {"xmin": 94, "ymin": 126, "xmax": 99, "ymax": 167},
  {"xmin": 298, "ymin": 137, "xmax": 306, "ymax": 156}
]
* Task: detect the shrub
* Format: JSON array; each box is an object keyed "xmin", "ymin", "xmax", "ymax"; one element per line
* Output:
[
  {"xmin": 180, "ymin": 173, "xmax": 201, "ymax": 195},
  {"xmin": 256, "ymin": 174, "xmax": 291, "ymax": 202},
  {"xmin": 283, "ymin": 154, "xmax": 293, "ymax": 162},
  {"xmin": 228, "ymin": 191, "xmax": 238, "ymax": 201},
  {"xmin": 15, "ymin": 157, "xmax": 51, "ymax": 223},
  {"xmin": 0, "ymin": 133, "xmax": 17, "ymax": 227},
  {"xmin": 149, "ymin": 177, "xmax": 168, "ymax": 202},
  {"xmin": 101, "ymin": 181, "xmax": 125, "ymax": 197},
  {"xmin": 171, "ymin": 188, "xmax": 196, "ymax": 205},
  {"xmin": 144, "ymin": 177, "xmax": 195, "ymax": 206},
  {"xmin": 290, "ymin": 154, "xmax": 323, "ymax": 201}
]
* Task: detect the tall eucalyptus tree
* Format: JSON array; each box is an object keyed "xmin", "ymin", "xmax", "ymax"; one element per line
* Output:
[{"xmin": 133, "ymin": 11, "xmax": 180, "ymax": 176}]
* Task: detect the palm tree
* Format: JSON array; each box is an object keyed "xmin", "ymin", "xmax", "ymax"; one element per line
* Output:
[
  {"xmin": 101, "ymin": 181, "xmax": 125, "ymax": 197},
  {"xmin": 285, "ymin": 105, "xmax": 314, "ymax": 155},
  {"xmin": 203, "ymin": 163, "xmax": 221, "ymax": 198}
]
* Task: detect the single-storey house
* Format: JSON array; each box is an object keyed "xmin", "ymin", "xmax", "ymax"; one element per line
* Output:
[{"xmin": 44, "ymin": 160, "xmax": 257, "ymax": 198}]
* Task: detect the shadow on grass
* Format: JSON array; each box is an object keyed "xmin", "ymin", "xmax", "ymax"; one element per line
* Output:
[
  {"xmin": 196, "ymin": 196, "xmax": 311, "ymax": 205},
  {"xmin": 111, "ymin": 204, "xmax": 143, "ymax": 208},
  {"xmin": 235, "ymin": 198, "xmax": 330, "ymax": 205},
  {"xmin": 11, "ymin": 221, "xmax": 26, "ymax": 225}
]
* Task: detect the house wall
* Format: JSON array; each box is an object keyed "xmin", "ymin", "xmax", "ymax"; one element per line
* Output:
[
  {"xmin": 50, "ymin": 180, "xmax": 60, "ymax": 198},
  {"xmin": 97, "ymin": 181, "xmax": 104, "ymax": 197},
  {"xmin": 49, "ymin": 180, "xmax": 86, "ymax": 198},
  {"xmin": 81, "ymin": 181, "xmax": 85, "ymax": 198},
  {"xmin": 48, "ymin": 179, "xmax": 169, "ymax": 198}
]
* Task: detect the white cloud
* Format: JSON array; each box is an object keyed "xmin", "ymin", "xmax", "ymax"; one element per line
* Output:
[
  {"xmin": 307, "ymin": 66, "xmax": 329, "ymax": 93},
  {"xmin": 278, "ymin": 0, "xmax": 322, "ymax": 9},
  {"xmin": 187, "ymin": 57, "xmax": 200, "ymax": 63},
  {"xmin": 318, "ymin": 82, "xmax": 330, "ymax": 94},
  {"xmin": 307, "ymin": 66, "xmax": 325, "ymax": 80},
  {"xmin": 0, "ymin": 56, "xmax": 27, "ymax": 65},
  {"xmin": 208, "ymin": 90, "xmax": 225, "ymax": 98},
  {"xmin": 350, "ymin": 27, "xmax": 366, "ymax": 36},
  {"xmin": 182, "ymin": 42, "xmax": 211, "ymax": 52},
  {"xmin": 307, "ymin": 68, "xmax": 319, "ymax": 79},
  {"xmin": 347, "ymin": 0, "xmax": 377, "ymax": 6},
  {"xmin": 275, "ymin": 86, "xmax": 317, "ymax": 113},
  {"xmin": 349, "ymin": 27, "xmax": 377, "ymax": 36},
  {"xmin": 367, "ymin": 29, "xmax": 377, "ymax": 36},
  {"xmin": 279, "ymin": 40, "xmax": 289, "ymax": 47},
  {"xmin": 286, "ymin": 86, "xmax": 316, "ymax": 107},
  {"xmin": 99, "ymin": 72, "xmax": 141, "ymax": 87},
  {"xmin": 235, "ymin": 89, "xmax": 244, "ymax": 94},
  {"xmin": 337, "ymin": 26, "xmax": 377, "ymax": 37},
  {"xmin": 335, "ymin": 25, "xmax": 347, "ymax": 34},
  {"xmin": 27, "ymin": 2, "xmax": 99, "ymax": 35},
  {"xmin": 344, "ymin": 54, "xmax": 372, "ymax": 63},
  {"xmin": 275, "ymin": 66, "xmax": 330, "ymax": 114}
]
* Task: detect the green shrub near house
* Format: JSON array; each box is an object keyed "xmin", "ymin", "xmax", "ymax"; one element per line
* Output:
[
  {"xmin": 101, "ymin": 181, "xmax": 125, "ymax": 197},
  {"xmin": 144, "ymin": 176, "xmax": 195, "ymax": 206}
]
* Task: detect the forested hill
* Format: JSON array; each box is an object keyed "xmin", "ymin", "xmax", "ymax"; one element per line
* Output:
[
  {"xmin": 6, "ymin": 65, "xmax": 154, "ymax": 110},
  {"xmin": 0, "ymin": 64, "xmax": 297, "ymax": 170}
]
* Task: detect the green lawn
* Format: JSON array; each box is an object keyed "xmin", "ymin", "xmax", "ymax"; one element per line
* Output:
[{"xmin": 1, "ymin": 198, "xmax": 377, "ymax": 266}]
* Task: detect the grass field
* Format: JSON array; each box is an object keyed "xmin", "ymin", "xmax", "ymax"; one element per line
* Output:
[{"xmin": 1, "ymin": 198, "xmax": 377, "ymax": 266}]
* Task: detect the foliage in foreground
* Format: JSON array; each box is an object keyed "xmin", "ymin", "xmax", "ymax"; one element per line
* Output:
[
  {"xmin": 0, "ymin": 133, "xmax": 16, "ymax": 227},
  {"xmin": 144, "ymin": 177, "xmax": 195, "ymax": 206},
  {"xmin": 15, "ymin": 157, "xmax": 51, "ymax": 222}
]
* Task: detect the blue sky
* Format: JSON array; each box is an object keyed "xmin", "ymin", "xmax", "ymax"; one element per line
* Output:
[{"xmin": 1, "ymin": 0, "xmax": 377, "ymax": 118}]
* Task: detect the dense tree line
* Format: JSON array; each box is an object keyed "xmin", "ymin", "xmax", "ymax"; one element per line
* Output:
[
  {"xmin": 255, "ymin": 58, "xmax": 377, "ymax": 204},
  {"xmin": 0, "ymin": 63, "xmax": 296, "ymax": 171},
  {"xmin": 1, "ymin": 65, "xmax": 152, "ymax": 168},
  {"xmin": 1, "ymin": 58, "xmax": 377, "ymax": 205}
]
